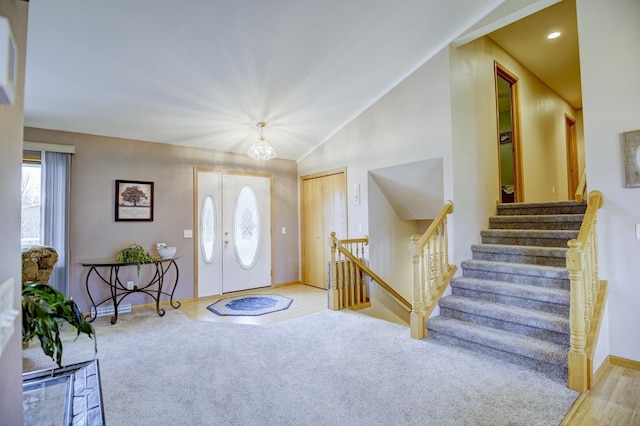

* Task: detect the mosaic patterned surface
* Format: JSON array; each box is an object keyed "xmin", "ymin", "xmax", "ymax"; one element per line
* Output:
[{"xmin": 207, "ymin": 294, "xmax": 293, "ymax": 316}]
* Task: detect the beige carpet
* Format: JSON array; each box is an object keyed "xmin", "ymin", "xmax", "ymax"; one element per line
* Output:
[{"xmin": 23, "ymin": 308, "xmax": 578, "ymax": 425}]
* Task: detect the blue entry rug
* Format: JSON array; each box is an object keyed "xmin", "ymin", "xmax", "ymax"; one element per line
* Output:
[{"xmin": 207, "ymin": 294, "xmax": 293, "ymax": 316}]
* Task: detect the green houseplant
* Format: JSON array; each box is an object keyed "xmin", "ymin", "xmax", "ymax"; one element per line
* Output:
[
  {"xmin": 116, "ymin": 244, "xmax": 157, "ymax": 275},
  {"xmin": 22, "ymin": 282, "xmax": 97, "ymax": 367}
]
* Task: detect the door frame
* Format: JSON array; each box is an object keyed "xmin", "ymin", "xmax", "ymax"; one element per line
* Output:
[
  {"xmin": 494, "ymin": 61, "xmax": 524, "ymax": 203},
  {"xmin": 565, "ymin": 114, "xmax": 579, "ymax": 199},
  {"xmin": 193, "ymin": 167, "xmax": 274, "ymax": 299},
  {"xmin": 300, "ymin": 167, "xmax": 347, "ymax": 288}
]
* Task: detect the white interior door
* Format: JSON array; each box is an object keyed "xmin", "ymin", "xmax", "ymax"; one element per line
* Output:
[{"xmin": 196, "ymin": 171, "xmax": 272, "ymax": 297}]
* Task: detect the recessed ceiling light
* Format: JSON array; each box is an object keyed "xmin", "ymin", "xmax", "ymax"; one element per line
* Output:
[{"xmin": 547, "ymin": 31, "xmax": 561, "ymax": 39}]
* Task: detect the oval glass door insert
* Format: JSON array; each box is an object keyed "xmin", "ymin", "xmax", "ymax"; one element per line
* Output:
[
  {"xmin": 200, "ymin": 195, "xmax": 215, "ymax": 264},
  {"xmin": 234, "ymin": 185, "xmax": 261, "ymax": 268}
]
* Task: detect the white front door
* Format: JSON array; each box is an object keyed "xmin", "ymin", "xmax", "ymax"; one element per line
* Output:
[{"xmin": 196, "ymin": 170, "xmax": 272, "ymax": 297}]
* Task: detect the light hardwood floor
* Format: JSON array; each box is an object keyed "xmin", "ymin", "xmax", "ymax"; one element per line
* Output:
[
  {"xmin": 180, "ymin": 284, "xmax": 328, "ymax": 325},
  {"xmin": 564, "ymin": 359, "xmax": 640, "ymax": 425},
  {"xmin": 179, "ymin": 284, "xmax": 639, "ymax": 424}
]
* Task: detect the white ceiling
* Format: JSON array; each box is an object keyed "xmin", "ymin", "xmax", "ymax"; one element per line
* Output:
[{"xmin": 23, "ymin": 0, "xmax": 577, "ymax": 162}]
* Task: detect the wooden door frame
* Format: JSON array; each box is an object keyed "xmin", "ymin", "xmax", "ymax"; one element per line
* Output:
[
  {"xmin": 494, "ymin": 61, "xmax": 524, "ymax": 203},
  {"xmin": 300, "ymin": 167, "xmax": 347, "ymax": 288},
  {"xmin": 565, "ymin": 114, "xmax": 579, "ymax": 199},
  {"xmin": 193, "ymin": 167, "xmax": 274, "ymax": 300}
]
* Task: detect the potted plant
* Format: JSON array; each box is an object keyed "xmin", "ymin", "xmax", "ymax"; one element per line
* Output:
[
  {"xmin": 22, "ymin": 282, "xmax": 97, "ymax": 368},
  {"xmin": 116, "ymin": 244, "xmax": 157, "ymax": 275}
]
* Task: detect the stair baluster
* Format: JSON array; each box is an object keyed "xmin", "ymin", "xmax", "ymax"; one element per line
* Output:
[
  {"xmin": 567, "ymin": 190, "xmax": 606, "ymax": 392},
  {"xmin": 409, "ymin": 201, "xmax": 457, "ymax": 339}
]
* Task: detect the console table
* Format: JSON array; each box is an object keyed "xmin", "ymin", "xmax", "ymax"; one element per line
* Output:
[{"xmin": 81, "ymin": 258, "xmax": 181, "ymax": 324}]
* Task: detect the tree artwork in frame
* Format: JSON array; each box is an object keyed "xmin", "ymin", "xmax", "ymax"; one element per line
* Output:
[
  {"xmin": 623, "ymin": 130, "xmax": 640, "ymax": 188},
  {"xmin": 115, "ymin": 180, "xmax": 154, "ymax": 221}
]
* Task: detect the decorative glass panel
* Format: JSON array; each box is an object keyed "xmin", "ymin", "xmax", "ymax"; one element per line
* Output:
[
  {"xmin": 234, "ymin": 186, "xmax": 260, "ymax": 268},
  {"xmin": 200, "ymin": 195, "xmax": 215, "ymax": 264}
]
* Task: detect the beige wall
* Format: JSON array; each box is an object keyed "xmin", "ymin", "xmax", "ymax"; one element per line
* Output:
[
  {"xmin": 298, "ymin": 30, "xmax": 584, "ymax": 323},
  {"xmin": 487, "ymin": 37, "xmax": 579, "ymax": 203},
  {"xmin": 298, "ymin": 48, "xmax": 454, "ymax": 322},
  {"xmin": 577, "ymin": 0, "xmax": 640, "ymax": 365},
  {"xmin": 0, "ymin": 1, "xmax": 27, "ymax": 423},
  {"xmin": 450, "ymin": 36, "xmax": 581, "ymax": 263},
  {"xmin": 23, "ymin": 128, "xmax": 300, "ymax": 312}
]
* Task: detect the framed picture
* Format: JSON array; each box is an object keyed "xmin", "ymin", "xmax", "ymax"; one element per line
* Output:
[
  {"xmin": 115, "ymin": 180, "xmax": 154, "ymax": 221},
  {"xmin": 623, "ymin": 130, "xmax": 640, "ymax": 188}
]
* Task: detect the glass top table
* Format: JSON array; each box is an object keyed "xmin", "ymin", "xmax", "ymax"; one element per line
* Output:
[{"xmin": 81, "ymin": 257, "xmax": 182, "ymax": 324}]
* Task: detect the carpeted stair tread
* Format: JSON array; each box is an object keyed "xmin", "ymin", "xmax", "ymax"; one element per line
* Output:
[
  {"xmin": 472, "ymin": 244, "xmax": 567, "ymax": 256},
  {"xmin": 451, "ymin": 277, "xmax": 570, "ymax": 306},
  {"xmin": 438, "ymin": 295, "xmax": 569, "ymax": 334},
  {"xmin": 424, "ymin": 199, "xmax": 582, "ymax": 381},
  {"xmin": 481, "ymin": 229, "xmax": 578, "ymax": 239},
  {"xmin": 471, "ymin": 244, "xmax": 567, "ymax": 266},
  {"xmin": 427, "ymin": 316, "xmax": 568, "ymax": 367},
  {"xmin": 497, "ymin": 201, "xmax": 586, "ymax": 216},
  {"xmin": 480, "ymin": 229, "xmax": 578, "ymax": 248},
  {"xmin": 461, "ymin": 259, "xmax": 570, "ymax": 289},
  {"xmin": 461, "ymin": 259, "xmax": 568, "ymax": 279},
  {"xmin": 489, "ymin": 214, "xmax": 584, "ymax": 230}
]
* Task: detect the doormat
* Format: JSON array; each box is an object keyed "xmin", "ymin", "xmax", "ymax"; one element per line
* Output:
[{"xmin": 207, "ymin": 294, "xmax": 293, "ymax": 316}]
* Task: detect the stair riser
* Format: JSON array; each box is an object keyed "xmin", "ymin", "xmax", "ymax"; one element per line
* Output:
[
  {"xmin": 439, "ymin": 307, "xmax": 569, "ymax": 346},
  {"xmin": 472, "ymin": 250, "xmax": 566, "ymax": 267},
  {"xmin": 497, "ymin": 206, "xmax": 586, "ymax": 216},
  {"xmin": 428, "ymin": 331, "xmax": 568, "ymax": 380},
  {"xmin": 451, "ymin": 287, "xmax": 569, "ymax": 316},
  {"xmin": 481, "ymin": 235, "xmax": 571, "ymax": 248},
  {"xmin": 489, "ymin": 220, "xmax": 582, "ymax": 231},
  {"xmin": 461, "ymin": 269, "xmax": 570, "ymax": 290}
]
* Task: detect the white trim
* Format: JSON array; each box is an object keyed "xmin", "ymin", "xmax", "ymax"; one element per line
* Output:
[{"xmin": 24, "ymin": 141, "xmax": 76, "ymax": 154}]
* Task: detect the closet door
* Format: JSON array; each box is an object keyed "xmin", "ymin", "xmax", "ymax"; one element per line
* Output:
[{"xmin": 301, "ymin": 170, "xmax": 347, "ymax": 289}]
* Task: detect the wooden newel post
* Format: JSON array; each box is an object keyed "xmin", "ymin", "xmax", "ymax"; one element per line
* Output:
[
  {"xmin": 567, "ymin": 239, "xmax": 588, "ymax": 392},
  {"xmin": 328, "ymin": 232, "xmax": 340, "ymax": 310},
  {"xmin": 410, "ymin": 235, "xmax": 426, "ymax": 339}
]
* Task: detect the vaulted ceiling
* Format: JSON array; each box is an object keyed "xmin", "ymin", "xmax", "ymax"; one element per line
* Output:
[{"xmin": 23, "ymin": 0, "xmax": 577, "ymax": 161}]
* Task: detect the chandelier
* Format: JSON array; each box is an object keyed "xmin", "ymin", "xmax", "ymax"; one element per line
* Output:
[{"xmin": 247, "ymin": 122, "xmax": 276, "ymax": 161}]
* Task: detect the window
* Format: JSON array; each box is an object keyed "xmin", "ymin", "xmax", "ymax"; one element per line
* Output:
[
  {"xmin": 21, "ymin": 151, "xmax": 42, "ymax": 247},
  {"xmin": 234, "ymin": 185, "xmax": 261, "ymax": 268},
  {"xmin": 21, "ymin": 147, "xmax": 73, "ymax": 296}
]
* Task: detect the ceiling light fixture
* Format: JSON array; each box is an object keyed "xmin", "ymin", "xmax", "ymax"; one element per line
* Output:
[
  {"xmin": 547, "ymin": 31, "xmax": 561, "ymax": 39},
  {"xmin": 247, "ymin": 121, "xmax": 276, "ymax": 161}
]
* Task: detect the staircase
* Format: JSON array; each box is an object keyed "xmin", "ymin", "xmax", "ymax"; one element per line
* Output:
[{"xmin": 426, "ymin": 200, "xmax": 587, "ymax": 380}]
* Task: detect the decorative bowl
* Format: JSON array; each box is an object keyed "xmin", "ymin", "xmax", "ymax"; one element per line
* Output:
[{"xmin": 157, "ymin": 247, "xmax": 176, "ymax": 259}]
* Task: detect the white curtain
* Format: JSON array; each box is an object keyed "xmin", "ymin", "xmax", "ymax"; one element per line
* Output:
[{"xmin": 42, "ymin": 151, "xmax": 71, "ymax": 296}]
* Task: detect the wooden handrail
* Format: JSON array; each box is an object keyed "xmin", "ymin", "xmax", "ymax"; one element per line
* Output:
[
  {"xmin": 410, "ymin": 201, "xmax": 457, "ymax": 339},
  {"xmin": 328, "ymin": 233, "xmax": 370, "ymax": 311},
  {"xmin": 575, "ymin": 168, "xmax": 587, "ymax": 202},
  {"xmin": 566, "ymin": 190, "xmax": 605, "ymax": 392},
  {"xmin": 337, "ymin": 245, "xmax": 412, "ymax": 311},
  {"xmin": 328, "ymin": 233, "xmax": 412, "ymax": 312},
  {"xmin": 418, "ymin": 201, "xmax": 454, "ymax": 246}
]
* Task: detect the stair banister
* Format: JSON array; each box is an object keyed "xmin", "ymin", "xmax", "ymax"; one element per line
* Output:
[
  {"xmin": 410, "ymin": 201, "xmax": 457, "ymax": 339},
  {"xmin": 575, "ymin": 168, "xmax": 587, "ymax": 202},
  {"xmin": 329, "ymin": 232, "xmax": 411, "ymax": 311},
  {"xmin": 566, "ymin": 190, "xmax": 606, "ymax": 392}
]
